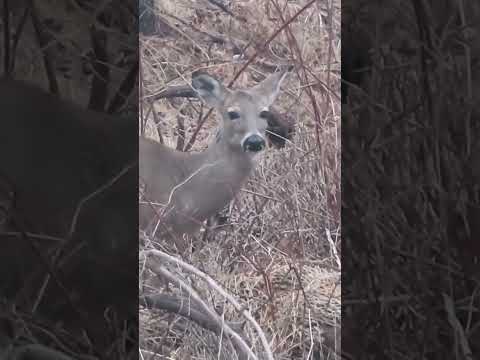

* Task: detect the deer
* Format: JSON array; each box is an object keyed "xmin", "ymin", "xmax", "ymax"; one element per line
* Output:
[
  {"xmin": 0, "ymin": 77, "xmax": 138, "ymax": 355},
  {"xmin": 139, "ymin": 68, "xmax": 290, "ymax": 250}
]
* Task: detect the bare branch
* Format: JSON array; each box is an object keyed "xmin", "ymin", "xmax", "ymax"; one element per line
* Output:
[
  {"xmin": 141, "ymin": 293, "xmax": 247, "ymax": 338},
  {"xmin": 142, "ymin": 257, "xmax": 257, "ymax": 360},
  {"xmin": 148, "ymin": 85, "xmax": 196, "ymax": 101},
  {"xmin": 141, "ymin": 249, "xmax": 275, "ymax": 360}
]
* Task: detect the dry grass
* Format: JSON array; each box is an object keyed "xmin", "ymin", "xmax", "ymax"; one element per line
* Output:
[
  {"xmin": 1, "ymin": 2, "xmax": 137, "ymax": 359},
  {"xmin": 342, "ymin": 0, "xmax": 480, "ymax": 358},
  {"xmin": 139, "ymin": 0, "xmax": 341, "ymax": 359}
]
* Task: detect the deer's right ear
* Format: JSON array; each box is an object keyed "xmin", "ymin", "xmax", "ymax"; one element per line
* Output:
[
  {"xmin": 250, "ymin": 68, "xmax": 290, "ymax": 109},
  {"xmin": 192, "ymin": 72, "xmax": 230, "ymax": 108}
]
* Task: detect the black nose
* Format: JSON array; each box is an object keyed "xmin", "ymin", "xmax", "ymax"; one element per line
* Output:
[{"xmin": 243, "ymin": 134, "xmax": 266, "ymax": 152}]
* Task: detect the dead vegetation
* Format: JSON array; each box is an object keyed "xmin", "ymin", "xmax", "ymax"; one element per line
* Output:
[
  {"xmin": 139, "ymin": 0, "xmax": 341, "ymax": 359},
  {"xmin": 342, "ymin": 0, "xmax": 480, "ymax": 358},
  {"xmin": 1, "ymin": 1, "xmax": 137, "ymax": 359}
]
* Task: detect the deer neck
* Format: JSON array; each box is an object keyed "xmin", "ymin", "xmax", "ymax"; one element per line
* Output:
[
  {"xmin": 202, "ymin": 130, "xmax": 255, "ymax": 179},
  {"xmin": 175, "ymin": 130, "xmax": 256, "ymax": 219}
]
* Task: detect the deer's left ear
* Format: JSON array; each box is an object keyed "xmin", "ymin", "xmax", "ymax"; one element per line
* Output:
[
  {"xmin": 251, "ymin": 68, "xmax": 290, "ymax": 108},
  {"xmin": 192, "ymin": 71, "xmax": 231, "ymax": 108}
]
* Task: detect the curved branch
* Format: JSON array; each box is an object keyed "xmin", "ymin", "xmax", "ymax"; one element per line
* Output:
[
  {"xmin": 141, "ymin": 293, "xmax": 247, "ymax": 338},
  {"xmin": 141, "ymin": 249, "xmax": 274, "ymax": 360},
  {"xmin": 143, "ymin": 260, "xmax": 257, "ymax": 360}
]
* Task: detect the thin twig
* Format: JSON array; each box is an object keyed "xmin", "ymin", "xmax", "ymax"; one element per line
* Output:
[{"xmin": 228, "ymin": 0, "xmax": 317, "ymax": 87}]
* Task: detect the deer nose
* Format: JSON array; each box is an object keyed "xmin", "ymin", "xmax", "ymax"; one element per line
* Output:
[{"xmin": 243, "ymin": 134, "xmax": 266, "ymax": 152}]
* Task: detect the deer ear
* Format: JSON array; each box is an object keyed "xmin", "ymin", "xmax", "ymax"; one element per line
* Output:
[
  {"xmin": 251, "ymin": 68, "xmax": 290, "ymax": 108},
  {"xmin": 192, "ymin": 72, "xmax": 230, "ymax": 108}
]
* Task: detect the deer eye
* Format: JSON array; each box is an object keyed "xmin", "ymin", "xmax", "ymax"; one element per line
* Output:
[{"xmin": 228, "ymin": 111, "xmax": 240, "ymax": 120}]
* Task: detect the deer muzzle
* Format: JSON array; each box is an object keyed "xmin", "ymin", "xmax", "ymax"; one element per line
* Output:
[{"xmin": 242, "ymin": 134, "xmax": 266, "ymax": 152}]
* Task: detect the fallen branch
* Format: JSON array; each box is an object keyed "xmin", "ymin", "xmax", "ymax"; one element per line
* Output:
[
  {"xmin": 142, "ymin": 258, "xmax": 257, "ymax": 360},
  {"xmin": 141, "ymin": 293, "xmax": 247, "ymax": 338},
  {"xmin": 141, "ymin": 249, "xmax": 275, "ymax": 360}
]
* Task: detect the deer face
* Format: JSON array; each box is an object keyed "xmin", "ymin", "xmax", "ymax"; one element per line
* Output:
[{"xmin": 192, "ymin": 69, "xmax": 289, "ymax": 154}]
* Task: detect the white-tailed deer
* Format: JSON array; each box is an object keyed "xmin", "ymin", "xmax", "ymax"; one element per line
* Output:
[
  {"xmin": 139, "ymin": 68, "xmax": 290, "ymax": 248},
  {"xmin": 0, "ymin": 77, "xmax": 138, "ymax": 352}
]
